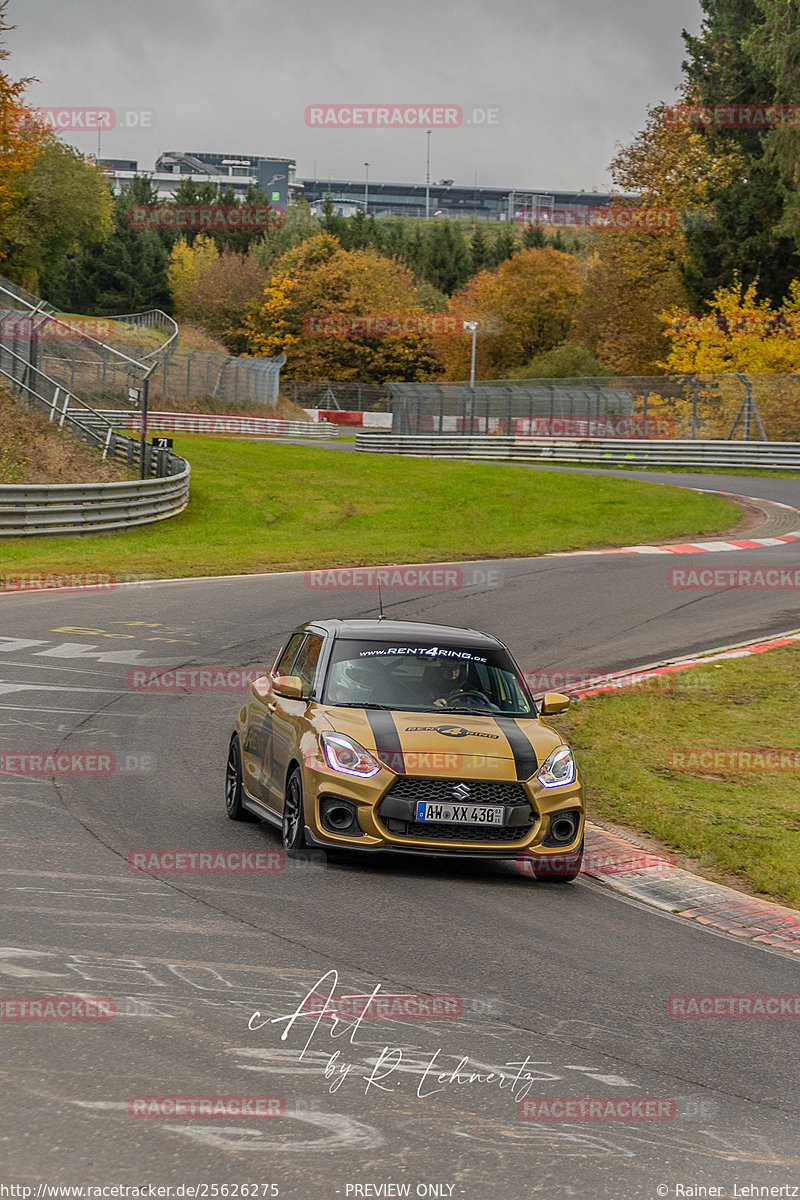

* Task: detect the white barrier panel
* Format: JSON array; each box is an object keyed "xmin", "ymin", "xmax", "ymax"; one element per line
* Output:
[{"xmin": 92, "ymin": 411, "xmax": 338, "ymax": 438}]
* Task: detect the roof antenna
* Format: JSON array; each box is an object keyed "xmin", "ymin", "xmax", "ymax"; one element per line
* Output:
[{"xmin": 377, "ymin": 581, "xmax": 385, "ymax": 620}]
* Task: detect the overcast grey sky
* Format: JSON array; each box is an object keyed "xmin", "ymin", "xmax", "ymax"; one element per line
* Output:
[{"xmin": 7, "ymin": 0, "xmax": 704, "ymax": 191}]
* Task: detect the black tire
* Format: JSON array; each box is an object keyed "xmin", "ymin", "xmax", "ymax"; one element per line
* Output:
[
  {"xmin": 282, "ymin": 768, "xmax": 308, "ymax": 857},
  {"xmin": 530, "ymin": 839, "xmax": 584, "ymax": 883},
  {"xmin": 225, "ymin": 734, "xmax": 256, "ymax": 822}
]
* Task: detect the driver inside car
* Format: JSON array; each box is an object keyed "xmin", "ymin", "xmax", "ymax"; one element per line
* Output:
[{"xmin": 428, "ymin": 659, "xmax": 473, "ymax": 707}]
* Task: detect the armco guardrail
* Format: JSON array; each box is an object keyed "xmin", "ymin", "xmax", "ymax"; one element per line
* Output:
[
  {"xmin": 0, "ymin": 470, "xmax": 190, "ymax": 537},
  {"xmin": 354, "ymin": 433, "xmax": 800, "ymax": 470},
  {"xmin": 0, "ymin": 338, "xmax": 191, "ymax": 537},
  {"xmin": 86, "ymin": 410, "xmax": 340, "ymax": 438}
]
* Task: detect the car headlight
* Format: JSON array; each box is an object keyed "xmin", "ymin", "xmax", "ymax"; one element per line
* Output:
[
  {"xmin": 320, "ymin": 732, "xmax": 381, "ymax": 778},
  {"xmin": 536, "ymin": 745, "xmax": 576, "ymax": 788}
]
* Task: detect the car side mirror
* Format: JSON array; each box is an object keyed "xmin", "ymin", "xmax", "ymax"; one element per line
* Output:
[
  {"xmin": 539, "ymin": 692, "xmax": 570, "ymax": 715},
  {"xmin": 272, "ymin": 674, "xmax": 304, "ymax": 700}
]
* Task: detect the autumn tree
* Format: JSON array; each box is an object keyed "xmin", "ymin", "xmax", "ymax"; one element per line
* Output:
[
  {"xmin": 167, "ymin": 234, "xmax": 267, "ymax": 352},
  {"xmin": 571, "ymin": 101, "xmax": 737, "ymax": 373},
  {"xmin": 0, "ymin": 1, "xmax": 47, "ymax": 258},
  {"xmin": 659, "ymin": 280, "xmax": 800, "ymax": 373},
  {"xmin": 3, "ymin": 140, "xmax": 112, "ymax": 292},
  {"xmin": 245, "ymin": 234, "xmax": 439, "ymax": 382},
  {"xmin": 435, "ymin": 247, "xmax": 582, "ymax": 380}
]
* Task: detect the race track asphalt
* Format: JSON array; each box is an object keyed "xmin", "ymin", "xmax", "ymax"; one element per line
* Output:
[{"xmin": 1, "ymin": 465, "xmax": 798, "ymax": 1199}]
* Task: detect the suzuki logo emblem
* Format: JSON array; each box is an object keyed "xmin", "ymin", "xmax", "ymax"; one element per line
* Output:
[{"xmin": 452, "ymin": 783, "xmax": 471, "ymax": 801}]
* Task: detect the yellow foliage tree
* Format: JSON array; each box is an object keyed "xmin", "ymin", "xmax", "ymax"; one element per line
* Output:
[
  {"xmin": 167, "ymin": 235, "xmax": 220, "ymax": 317},
  {"xmin": 659, "ymin": 282, "xmax": 800, "ymax": 374},
  {"xmin": 656, "ymin": 281, "xmax": 800, "ymax": 439}
]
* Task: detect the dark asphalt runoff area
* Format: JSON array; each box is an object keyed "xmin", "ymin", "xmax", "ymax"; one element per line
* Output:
[{"xmin": 1, "ymin": 464, "xmax": 799, "ymax": 1199}]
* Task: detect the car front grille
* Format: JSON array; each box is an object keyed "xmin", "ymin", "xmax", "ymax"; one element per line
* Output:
[
  {"xmin": 378, "ymin": 776, "xmax": 536, "ymax": 843},
  {"xmin": 386, "ymin": 776, "xmax": 529, "ymax": 807}
]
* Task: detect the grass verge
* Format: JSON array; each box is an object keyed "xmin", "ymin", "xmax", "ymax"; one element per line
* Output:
[
  {"xmin": 0, "ymin": 436, "xmax": 737, "ymax": 578},
  {"xmin": 0, "ymin": 388, "xmax": 132, "ymax": 485},
  {"xmin": 554, "ymin": 645, "xmax": 800, "ymax": 908}
]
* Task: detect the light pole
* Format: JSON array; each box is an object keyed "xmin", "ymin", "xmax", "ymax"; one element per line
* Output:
[
  {"xmin": 364, "ymin": 162, "xmax": 370, "ymax": 214},
  {"xmin": 463, "ymin": 321, "xmax": 478, "ymax": 387},
  {"xmin": 425, "ymin": 130, "xmax": 431, "ymax": 219}
]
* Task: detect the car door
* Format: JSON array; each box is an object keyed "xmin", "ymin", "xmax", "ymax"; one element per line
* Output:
[
  {"xmin": 270, "ymin": 633, "xmax": 324, "ymax": 810},
  {"xmin": 242, "ymin": 631, "xmax": 305, "ymax": 805}
]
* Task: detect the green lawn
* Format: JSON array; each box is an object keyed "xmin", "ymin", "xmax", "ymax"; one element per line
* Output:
[
  {"xmin": 0, "ymin": 436, "xmax": 737, "ymax": 578},
  {"xmin": 555, "ymin": 645, "xmax": 800, "ymax": 908}
]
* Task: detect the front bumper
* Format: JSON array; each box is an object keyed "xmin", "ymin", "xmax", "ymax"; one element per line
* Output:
[{"xmin": 301, "ymin": 763, "xmax": 583, "ymax": 858}]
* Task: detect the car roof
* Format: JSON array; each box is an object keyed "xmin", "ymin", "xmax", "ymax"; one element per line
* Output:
[{"xmin": 302, "ymin": 618, "xmax": 505, "ymax": 651}]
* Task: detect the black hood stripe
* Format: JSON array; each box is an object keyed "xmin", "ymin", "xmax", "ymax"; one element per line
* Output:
[
  {"xmin": 365, "ymin": 710, "xmax": 405, "ymax": 774},
  {"xmin": 491, "ymin": 716, "xmax": 538, "ymax": 781}
]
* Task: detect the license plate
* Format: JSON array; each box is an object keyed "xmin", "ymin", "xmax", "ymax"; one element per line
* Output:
[{"xmin": 415, "ymin": 801, "xmax": 505, "ymax": 825}]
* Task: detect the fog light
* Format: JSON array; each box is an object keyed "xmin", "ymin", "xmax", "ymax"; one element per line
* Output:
[
  {"xmin": 319, "ymin": 797, "xmax": 364, "ymax": 836},
  {"xmin": 543, "ymin": 809, "xmax": 579, "ymax": 846}
]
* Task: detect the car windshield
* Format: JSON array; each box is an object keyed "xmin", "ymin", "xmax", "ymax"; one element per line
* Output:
[{"xmin": 321, "ymin": 639, "xmax": 534, "ymax": 715}]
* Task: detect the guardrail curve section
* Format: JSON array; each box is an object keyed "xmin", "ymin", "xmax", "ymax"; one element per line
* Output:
[{"xmin": 0, "ymin": 461, "xmax": 190, "ymax": 537}]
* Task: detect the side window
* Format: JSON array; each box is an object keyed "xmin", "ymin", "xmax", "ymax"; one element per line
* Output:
[
  {"xmin": 292, "ymin": 635, "xmax": 324, "ymax": 696},
  {"xmin": 273, "ymin": 632, "xmax": 305, "ymax": 678}
]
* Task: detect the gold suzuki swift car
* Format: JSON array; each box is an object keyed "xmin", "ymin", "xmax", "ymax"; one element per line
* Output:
[{"xmin": 225, "ymin": 619, "xmax": 584, "ymax": 879}]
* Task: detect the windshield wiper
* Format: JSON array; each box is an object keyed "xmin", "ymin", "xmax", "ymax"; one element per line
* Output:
[{"xmin": 329, "ymin": 701, "xmax": 392, "ymax": 710}]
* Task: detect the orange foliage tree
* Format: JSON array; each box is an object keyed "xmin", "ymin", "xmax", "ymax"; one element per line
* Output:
[
  {"xmin": 245, "ymin": 234, "xmax": 439, "ymax": 382},
  {"xmin": 434, "ymin": 247, "xmax": 582, "ymax": 380},
  {"xmin": 0, "ymin": 1, "xmax": 46, "ymax": 258},
  {"xmin": 572, "ymin": 102, "xmax": 741, "ymax": 375}
]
